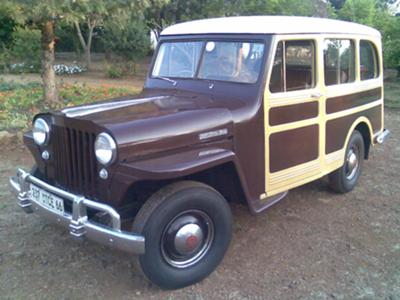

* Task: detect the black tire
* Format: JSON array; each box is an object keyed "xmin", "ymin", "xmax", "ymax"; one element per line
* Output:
[
  {"xmin": 329, "ymin": 130, "xmax": 365, "ymax": 193},
  {"xmin": 132, "ymin": 181, "xmax": 232, "ymax": 290}
]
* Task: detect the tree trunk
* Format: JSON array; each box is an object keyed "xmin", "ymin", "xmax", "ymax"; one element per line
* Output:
[
  {"xmin": 74, "ymin": 20, "xmax": 95, "ymax": 70},
  {"xmin": 85, "ymin": 46, "xmax": 91, "ymax": 70},
  {"xmin": 41, "ymin": 21, "xmax": 59, "ymax": 105},
  {"xmin": 86, "ymin": 22, "xmax": 95, "ymax": 70}
]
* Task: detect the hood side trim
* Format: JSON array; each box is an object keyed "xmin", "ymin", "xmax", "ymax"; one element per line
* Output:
[{"xmin": 62, "ymin": 96, "xmax": 168, "ymax": 118}]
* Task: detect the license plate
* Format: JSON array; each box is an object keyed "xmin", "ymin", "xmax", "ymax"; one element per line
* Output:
[{"xmin": 30, "ymin": 184, "xmax": 65, "ymax": 215}]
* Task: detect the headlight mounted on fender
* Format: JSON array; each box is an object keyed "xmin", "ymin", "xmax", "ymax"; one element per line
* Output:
[
  {"xmin": 33, "ymin": 118, "xmax": 50, "ymax": 146},
  {"xmin": 95, "ymin": 133, "xmax": 117, "ymax": 166}
]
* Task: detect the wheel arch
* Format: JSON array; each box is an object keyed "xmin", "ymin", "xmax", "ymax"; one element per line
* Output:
[
  {"xmin": 343, "ymin": 117, "xmax": 374, "ymax": 160},
  {"xmin": 120, "ymin": 161, "xmax": 248, "ymax": 214}
]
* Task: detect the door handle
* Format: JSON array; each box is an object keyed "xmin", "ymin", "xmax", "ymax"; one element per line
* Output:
[{"xmin": 310, "ymin": 93, "xmax": 323, "ymax": 99}]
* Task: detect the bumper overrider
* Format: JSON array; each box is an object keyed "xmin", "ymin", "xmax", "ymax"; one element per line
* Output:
[{"xmin": 9, "ymin": 169, "xmax": 145, "ymax": 254}]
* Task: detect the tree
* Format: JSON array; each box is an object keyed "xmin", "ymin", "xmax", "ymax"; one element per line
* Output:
[
  {"xmin": 5, "ymin": 0, "xmax": 75, "ymax": 105},
  {"xmin": 383, "ymin": 16, "xmax": 400, "ymax": 76},
  {"xmin": 71, "ymin": 0, "xmax": 147, "ymax": 70},
  {"xmin": 338, "ymin": 0, "xmax": 377, "ymax": 25}
]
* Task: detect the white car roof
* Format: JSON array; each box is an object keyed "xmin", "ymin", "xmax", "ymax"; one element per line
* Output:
[{"xmin": 161, "ymin": 16, "xmax": 381, "ymax": 38}]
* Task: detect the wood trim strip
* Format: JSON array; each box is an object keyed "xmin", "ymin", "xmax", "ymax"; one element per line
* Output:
[
  {"xmin": 326, "ymin": 87, "xmax": 382, "ymax": 114},
  {"xmin": 269, "ymin": 101, "xmax": 319, "ymax": 126}
]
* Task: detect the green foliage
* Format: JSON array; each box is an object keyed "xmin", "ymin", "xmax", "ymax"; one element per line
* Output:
[
  {"xmin": 0, "ymin": 3, "xmax": 16, "ymax": 48},
  {"xmin": 0, "ymin": 46, "xmax": 11, "ymax": 73},
  {"xmin": 337, "ymin": 0, "xmax": 377, "ymax": 25},
  {"xmin": 106, "ymin": 64, "xmax": 124, "ymax": 78},
  {"xmin": 102, "ymin": 18, "xmax": 150, "ymax": 62},
  {"xmin": 0, "ymin": 81, "xmax": 141, "ymax": 130},
  {"xmin": 9, "ymin": 27, "xmax": 41, "ymax": 72},
  {"xmin": 382, "ymin": 17, "xmax": 400, "ymax": 72}
]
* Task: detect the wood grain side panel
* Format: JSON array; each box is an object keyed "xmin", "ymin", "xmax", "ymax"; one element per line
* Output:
[
  {"xmin": 269, "ymin": 101, "xmax": 319, "ymax": 126},
  {"xmin": 269, "ymin": 125, "xmax": 319, "ymax": 173},
  {"xmin": 326, "ymin": 87, "xmax": 382, "ymax": 114},
  {"xmin": 326, "ymin": 105, "xmax": 382, "ymax": 154}
]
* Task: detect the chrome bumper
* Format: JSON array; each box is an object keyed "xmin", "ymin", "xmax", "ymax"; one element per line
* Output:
[
  {"xmin": 374, "ymin": 129, "xmax": 390, "ymax": 144},
  {"xmin": 9, "ymin": 169, "xmax": 145, "ymax": 255}
]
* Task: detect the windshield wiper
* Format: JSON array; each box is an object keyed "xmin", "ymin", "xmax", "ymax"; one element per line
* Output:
[{"xmin": 158, "ymin": 76, "xmax": 177, "ymax": 86}]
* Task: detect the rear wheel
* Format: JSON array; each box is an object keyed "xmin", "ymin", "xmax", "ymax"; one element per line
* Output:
[
  {"xmin": 329, "ymin": 130, "xmax": 365, "ymax": 193},
  {"xmin": 132, "ymin": 181, "xmax": 232, "ymax": 289}
]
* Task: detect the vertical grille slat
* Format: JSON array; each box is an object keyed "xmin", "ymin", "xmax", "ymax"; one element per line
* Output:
[
  {"xmin": 52, "ymin": 125, "xmax": 98, "ymax": 199},
  {"xmin": 83, "ymin": 132, "xmax": 91, "ymax": 196}
]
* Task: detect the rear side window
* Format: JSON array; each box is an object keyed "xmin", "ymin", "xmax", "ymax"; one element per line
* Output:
[
  {"xmin": 360, "ymin": 40, "xmax": 379, "ymax": 80},
  {"xmin": 269, "ymin": 40, "xmax": 315, "ymax": 93},
  {"xmin": 323, "ymin": 39, "xmax": 355, "ymax": 86}
]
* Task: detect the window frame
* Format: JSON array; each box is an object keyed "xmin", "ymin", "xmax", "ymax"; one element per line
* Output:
[
  {"xmin": 150, "ymin": 38, "xmax": 268, "ymax": 85},
  {"xmin": 268, "ymin": 38, "xmax": 317, "ymax": 94},
  {"xmin": 323, "ymin": 38, "xmax": 356, "ymax": 87},
  {"xmin": 359, "ymin": 39, "xmax": 380, "ymax": 81}
]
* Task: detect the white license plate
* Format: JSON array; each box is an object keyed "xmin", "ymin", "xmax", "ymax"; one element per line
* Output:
[{"xmin": 30, "ymin": 184, "xmax": 65, "ymax": 215}]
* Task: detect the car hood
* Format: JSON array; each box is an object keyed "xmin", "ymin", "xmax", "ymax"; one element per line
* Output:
[{"xmin": 61, "ymin": 89, "xmax": 235, "ymax": 161}]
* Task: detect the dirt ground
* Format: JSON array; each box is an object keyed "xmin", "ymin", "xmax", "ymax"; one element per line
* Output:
[{"xmin": 0, "ymin": 108, "xmax": 399, "ymax": 300}]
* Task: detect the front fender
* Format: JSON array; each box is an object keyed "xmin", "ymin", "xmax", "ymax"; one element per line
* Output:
[{"xmin": 117, "ymin": 147, "xmax": 236, "ymax": 180}]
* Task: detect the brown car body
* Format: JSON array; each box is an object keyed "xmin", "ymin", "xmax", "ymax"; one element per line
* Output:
[
  {"xmin": 24, "ymin": 27, "xmax": 386, "ymax": 216},
  {"xmin": 11, "ymin": 16, "xmax": 390, "ymax": 289}
]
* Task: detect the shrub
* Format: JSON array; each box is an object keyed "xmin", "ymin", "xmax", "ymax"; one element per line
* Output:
[
  {"xmin": 0, "ymin": 3, "xmax": 16, "ymax": 49},
  {"xmin": 9, "ymin": 27, "xmax": 41, "ymax": 73},
  {"xmin": 53, "ymin": 63, "xmax": 86, "ymax": 75},
  {"xmin": 106, "ymin": 64, "xmax": 124, "ymax": 78}
]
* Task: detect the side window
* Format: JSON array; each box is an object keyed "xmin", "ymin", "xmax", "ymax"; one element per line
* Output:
[
  {"xmin": 323, "ymin": 39, "xmax": 355, "ymax": 86},
  {"xmin": 360, "ymin": 40, "xmax": 379, "ymax": 80},
  {"xmin": 269, "ymin": 40, "xmax": 315, "ymax": 93}
]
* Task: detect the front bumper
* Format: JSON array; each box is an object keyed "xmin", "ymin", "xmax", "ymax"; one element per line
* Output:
[{"xmin": 9, "ymin": 169, "xmax": 145, "ymax": 255}]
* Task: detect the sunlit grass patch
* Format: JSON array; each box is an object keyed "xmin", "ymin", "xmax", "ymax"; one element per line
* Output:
[{"xmin": 0, "ymin": 81, "xmax": 141, "ymax": 130}]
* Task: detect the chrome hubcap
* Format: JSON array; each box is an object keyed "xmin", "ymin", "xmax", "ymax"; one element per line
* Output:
[
  {"xmin": 174, "ymin": 223, "xmax": 204, "ymax": 255},
  {"xmin": 161, "ymin": 210, "xmax": 214, "ymax": 268},
  {"xmin": 345, "ymin": 147, "xmax": 359, "ymax": 180}
]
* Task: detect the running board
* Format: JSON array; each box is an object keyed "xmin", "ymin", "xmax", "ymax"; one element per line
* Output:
[{"xmin": 251, "ymin": 191, "xmax": 289, "ymax": 214}]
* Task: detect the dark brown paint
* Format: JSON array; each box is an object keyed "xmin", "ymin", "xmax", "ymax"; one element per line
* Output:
[
  {"xmin": 326, "ymin": 87, "xmax": 382, "ymax": 114},
  {"xmin": 269, "ymin": 125, "xmax": 319, "ymax": 173},
  {"xmin": 269, "ymin": 101, "xmax": 318, "ymax": 126},
  {"xmin": 326, "ymin": 104, "xmax": 382, "ymax": 154}
]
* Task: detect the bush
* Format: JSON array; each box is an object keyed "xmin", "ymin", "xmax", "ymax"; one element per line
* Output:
[
  {"xmin": 0, "ymin": 3, "xmax": 16, "ymax": 49},
  {"xmin": 106, "ymin": 64, "xmax": 124, "ymax": 78},
  {"xmin": 53, "ymin": 63, "xmax": 86, "ymax": 75},
  {"xmin": 9, "ymin": 27, "xmax": 41, "ymax": 73}
]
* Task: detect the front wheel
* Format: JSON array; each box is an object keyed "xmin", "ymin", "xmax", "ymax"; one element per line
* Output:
[
  {"xmin": 132, "ymin": 181, "xmax": 232, "ymax": 289},
  {"xmin": 329, "ymin": 130, "xmax": 365, "ymax": 193}
]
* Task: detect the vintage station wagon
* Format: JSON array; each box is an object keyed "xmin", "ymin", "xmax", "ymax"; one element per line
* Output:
[{"xmin": 10, "ymin": 16, "xmax": 389, "ymax": 289}]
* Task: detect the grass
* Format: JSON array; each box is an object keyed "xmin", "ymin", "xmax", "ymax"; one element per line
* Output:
[
  {"xmin": 384, "ymin": 77, "xmax": 400, "ymax": 109},
  {"xmin": 0, "ymin": 81, "xmax": 141, "ymax": 131}
]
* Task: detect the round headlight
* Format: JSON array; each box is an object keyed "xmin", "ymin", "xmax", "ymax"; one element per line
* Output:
[
  {"xmin": 95, "ymin": 133, "xmax": 117, "ymax": 166},
  {"xmin": 33, "ymin": 118, "xmax": 50, "ymax": 146}
]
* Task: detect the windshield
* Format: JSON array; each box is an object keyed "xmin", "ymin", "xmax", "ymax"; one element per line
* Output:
[{"xmin": 152, "ymin": 40, "xmax": 265, "ymax": 84}]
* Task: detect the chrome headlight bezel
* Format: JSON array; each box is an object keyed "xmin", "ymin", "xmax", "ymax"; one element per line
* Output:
[
  {"xmin": 33, "ymin": 118, "xmax": 50, "ymax": 146},
  {"xmin": 94, "ymin": 132, "xmax": 117, "ymax": 166}
]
